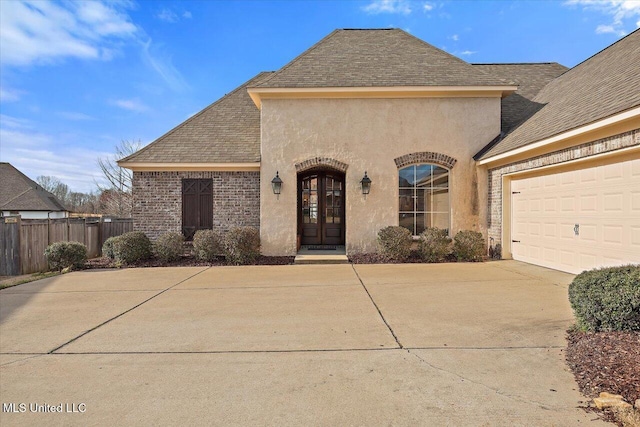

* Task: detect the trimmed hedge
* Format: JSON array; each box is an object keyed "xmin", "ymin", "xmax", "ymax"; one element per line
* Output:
[
  {"xmin": 378, "ymin": 226, "xmax": 412, "ymax": 262},
  {"xmin": 45, "ymin": 241, "xmax": 87, "ymax": 271},
  {"xmin": 193, "ymin": 229, "xmax": 223, "ymax": 261},
  {"xmin": 569, "ymin": 265, "xmax": 640, "ymax": 332},
  {"xmin": 452, "ymin": 230, "xmax": 485, "ymax": 262},
  {"xmin": 154, "ymin": 232, "xmax": 184, "ymax": 263},
  {"xmin": 223, "ymin": 227, "xmax": 261, "ymax": 265},
  {"xmin": 418, "ymin": 227, "xmax": 451, "ymax": 262},
  {"xmin": 102, "ymin": 236, "xmax": 117, "ymax": 259},
  {"xmin": 112, "ymin": 231, "xmax": 152, "ymax": 264}
]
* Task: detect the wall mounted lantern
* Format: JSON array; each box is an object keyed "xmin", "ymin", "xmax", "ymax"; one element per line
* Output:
[
  {"xmin": 271, "ymin": 171, "xmax": 283, "ymax": 198},
  {"xmin": 360, "ymin": 171, "xmax": 372, "ymax": 197}
]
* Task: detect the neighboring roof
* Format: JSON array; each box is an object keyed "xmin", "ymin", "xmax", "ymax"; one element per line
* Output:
[
  {"xmin": 479, "ymin": 29, "xmax": 640, "ymax": 160},
  {"xmin": 0, "ymin": 163, "xmax": 67, "ymax": 212},
  {"xmin": 252, "ymin": 29, "xmax": 513, "ymax": 88},
  {"xmin": 472, "ymin": 63, "xmax": 568, "ymax": 134},
  {"xmin": 120, "ymin": 72, "xmax": 273, "ymax": 164}
]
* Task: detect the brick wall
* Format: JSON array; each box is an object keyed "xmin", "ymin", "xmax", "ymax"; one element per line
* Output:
[
  {"xmin": 487, "ymin": 129, "xmax": 639, "ymax": 251},
  {"xmin": 132, "ymin": 171, "xmax": 260, "ymax": 240}
]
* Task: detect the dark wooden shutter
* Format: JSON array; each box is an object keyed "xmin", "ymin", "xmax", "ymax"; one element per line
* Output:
[{"xmin": 182, "ymin": 179, "xmax": 213, "ymax": 240}]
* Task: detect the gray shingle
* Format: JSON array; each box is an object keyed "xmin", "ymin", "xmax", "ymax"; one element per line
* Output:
[
  {"xmin": 253, "ymin": 29, "xmax": 512, "ymax": 88},
  {"xmin": 120, "ymin": 72, "xmax": 273, "ymax": 164},
  {"xmin": 473, "ymin": 63, "xmax": 568, "ymax": 134},
  {"xmin": 0, "ymin": 163, "xmax": 67, "ymax": 211},
  {"xmin": 479, "ymin": 29, "xmax": 640, "ymax": 160}
]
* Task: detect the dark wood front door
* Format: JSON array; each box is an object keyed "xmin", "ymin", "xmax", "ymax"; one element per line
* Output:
[
  {"xmin": 182, "ymin": 178, "xmax": 213, "ymax": 240},
  {"xmin": 298, "ymin": 171, "xmax": 345, "ymax": 246}
]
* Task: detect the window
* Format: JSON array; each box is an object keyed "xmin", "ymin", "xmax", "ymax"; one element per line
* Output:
[{"xmin": 399, "ymin": 164, "xmax": 450, "ymax": 235}]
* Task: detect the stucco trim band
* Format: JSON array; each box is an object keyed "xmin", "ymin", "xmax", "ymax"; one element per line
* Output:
[
  {"xmin": 248, "ymin": 86, "xmax": 518, "ymax": 108},
  {"xmin": 394, "ymin": 152, "xmax": 457, "ymax": 169}
]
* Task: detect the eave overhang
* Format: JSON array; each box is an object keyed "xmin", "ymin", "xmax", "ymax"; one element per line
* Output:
[
  {"xmin": 478, "ymin": 105, "xmax": 640, "ymax": 168},
  {"xmin": 118, "ymin": 162, "xmax": 261, "ymax": 172},
  {"xmin": 247, "ymin": 85, "xmax": 518, "ymax": 108}
]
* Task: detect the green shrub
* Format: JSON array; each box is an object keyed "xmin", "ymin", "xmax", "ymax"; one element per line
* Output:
[
  {"xmin": 102, "ymin": 236, "xmax": 117, "ymax": 259},
  {"xmin": 193, "ymin": 229, "xmax": 223, "ymax": 261},
  {"xmin": 569, "ymin": 265, "xmax": 640, "ymax": 332},
  {"xmin": 452, "ymin": 230, "xmax": 486, "ymax": 262},
  {"xmin": 418, "ymin": 227, "xmax": 451, "ymax": 262},
  {"xmin": 223, "ymin": 227, "xmax": 261, "ymax": 265},
  {"xmin": 154, "ymin": 232, "xmax": 184, "ymax": 263},
  {"xmin": 112, "ymin": 231, "xmax": 152, "ymax": 264},
  {"xmin": 377, "ymin": 226, "xmax": 412, "ymax": 262},
  {"xmin": 45, "ymin": 241, "xmax": 87, "ymax": 271}
]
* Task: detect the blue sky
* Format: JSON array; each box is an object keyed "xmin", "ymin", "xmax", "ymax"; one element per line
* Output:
[{"xmin": 1, "ymin": 0, "xmax": 639, "ymax": 192}]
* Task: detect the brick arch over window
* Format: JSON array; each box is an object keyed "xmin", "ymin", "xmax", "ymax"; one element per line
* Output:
[
  {"xmin": 394, "ymin": 152, "xmax": 457, "ymax": 170},
  {"xmin": 295, "ymin": 157, "xmax": 349, "ymax": 173}
]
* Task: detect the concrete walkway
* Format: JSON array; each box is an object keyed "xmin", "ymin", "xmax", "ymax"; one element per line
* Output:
[{"xmin": 0, "ymin": 261, "xmax": 609, "ymax": 426}]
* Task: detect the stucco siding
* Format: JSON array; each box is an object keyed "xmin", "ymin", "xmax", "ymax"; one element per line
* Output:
[{"xmin": 260, "ymin": 97, "xmax": 501, "ymax": 255}]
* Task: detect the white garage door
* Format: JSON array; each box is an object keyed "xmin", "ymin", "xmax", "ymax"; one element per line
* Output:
[{"xmin": 511, "ymin": 156, "xmax": 640, "ymax": 274}]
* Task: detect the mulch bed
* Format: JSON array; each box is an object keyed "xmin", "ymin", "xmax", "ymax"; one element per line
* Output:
[
  {"xmin": 85, "ymin": 255, "xmax": 294, "ymax": 269},
  {"xmin": 566, "ymin": 329, "xmax": 640, "ymax": 425}
]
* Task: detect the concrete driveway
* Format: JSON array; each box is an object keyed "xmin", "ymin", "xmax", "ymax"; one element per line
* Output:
[{"xmin": 0, "ymin": 261, "xmax": 608, "ymax": 426}]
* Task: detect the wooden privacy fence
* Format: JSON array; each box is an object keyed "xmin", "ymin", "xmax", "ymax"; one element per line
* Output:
[{"xmin": 0, "ymin": 217, "xmax": 133, "ymax": 276}]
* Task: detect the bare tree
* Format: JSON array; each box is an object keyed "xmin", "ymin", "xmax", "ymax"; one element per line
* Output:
[
  {"xmin": 96, "ymin": 139, "xmax": 142, "ymax": 217},
  {"xmin": 36, "ymin": 175, "xmax": 69, "ymax": 206}
]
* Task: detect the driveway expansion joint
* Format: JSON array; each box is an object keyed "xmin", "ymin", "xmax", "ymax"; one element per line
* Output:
[
  {"xmin": 351, "ymin": 264, "xmax": 403, "ymax": 349},
  {"xmin": 46, "ymin": 267, "xmax": 211, "ymax": 354},
  {"xmin": 407, "ymin": 349, "xmax": 559, "ymax": 409}
]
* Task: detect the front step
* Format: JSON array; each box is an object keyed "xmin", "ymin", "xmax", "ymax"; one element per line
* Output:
[{"xmin": 294, "ymin": 254, "xmax": 349, "ymax": 264}]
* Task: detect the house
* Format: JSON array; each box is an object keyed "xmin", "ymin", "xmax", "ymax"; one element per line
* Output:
[
  {"xmin": 0, "ymin": 163, "xmax": 69, "ymax": 219},
  {"xmin": 119, "ymin": 29, "xmax": 640, "ymax": 274}
]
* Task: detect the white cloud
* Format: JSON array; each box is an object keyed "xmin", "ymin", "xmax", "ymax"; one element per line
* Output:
[
  {"xmin": 110, "ymin": 98, "xmax": 148, "ymax": 112},
  {"xmin": 596, "ymin": 23, "xmax": 627, "ymax": 34},
  {"xmin": 0, "ymin": 124, "xmax": 112, "ymax": 192},
  {"xmin": 423, "ymin": 2, "xmax": 434, "ymax": 12},
  {"xmin": 565, "ymin": 0, "xmax": 640, "ymax": 35},
  {"xmin": 156, "ymin": 8, "xmax": 192, "ymax": 22},
  {"xmin": 56, "ymin": 111, "xmax": 96, "ymax": 121},
  {"xmin": 362, "ymin": 0, "xmax": 413, "ymax": 15},
  {"xmin": 459, "ymin": 50, "xmax": 477, "ymax": 56},
  {"xmin": 0, "ymin": 86, "xmax": 24, "ymax": 102},
  {"xmin": 450, "ymin": 34, "xmax": 459, "ymax": 41},
  {"xmin": 156, "ymin": 8, "xmax": 178, "ymax": 23},
  {"xmin": 0, "ymin": 114, "xmax": 32, "ymax": 130},
  {"xmin": 140, "ymin": 39, "xmax": 189, "ymax": 92},
  {"xmin": 0, "ymin": 0, "xmax": 137, "ymax": 67}
]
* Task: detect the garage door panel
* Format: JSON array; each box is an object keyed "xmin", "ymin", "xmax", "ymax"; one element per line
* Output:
[
  {"xmin": 580, "ymin": 168, "xmax": 597, "ymax": 183},
  {"xmin": 580, "ymin": 254, "xmax": 597, "ymax": 270},
  {"xmin": 632, "ymin": 191, "xmax": 640, "ymax": 211},
  {"xmin": 560, "ymin": 223, "xmax": 575, "ymax": 239},
  {"xmin": 631, "ymin": 227, "xmax": 640, "ymax": 247},
  {"xmin": 511, "ymin": 157, "xmax": 640, "ymax": 274},
  {"xmin": 580, "ymin": 194, "xmax": 597, "ymax": 211},
  {"xmin": 580, "ymin": 224, "xmax": 597, "ymax": 242},
  {"xmin": 603, "ymin": 163, "xmax": 624, "ymax": 180},
  {"xmin": 602, "ymin": 225, "xmax": 623, "ymax": 245},
  {"xmin": 603, "ymin": 193, "xmax": 624, "ymax": 211}
]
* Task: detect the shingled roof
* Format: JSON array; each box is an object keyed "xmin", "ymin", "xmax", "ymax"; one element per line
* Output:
[
  {"xmin": 478, "ymin": 29, "xmax": 640, "ymax": 160},
  {"xmin": 252, "ymin": 29, "xmax": 512, "ymax": 88},
  {"xmin": 0, "ymin": 163, "xmax": 67, "ymax": 212},
  {"xmin": 472, "ymin": 63, "xmax": 568, "ymax": 135},
  {"xmin": 120, "ymin": 72, "xmax": 273, "ymax": 164}
]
